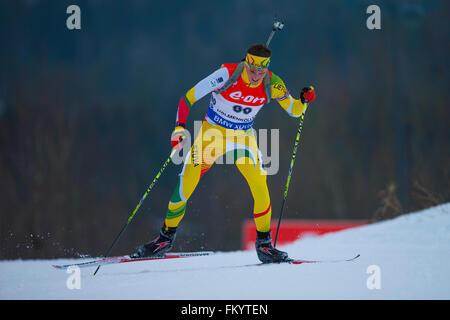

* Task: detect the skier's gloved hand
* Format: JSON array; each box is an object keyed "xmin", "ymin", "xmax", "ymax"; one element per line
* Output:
[
  {"xmin": 300, "ymin": 86, "xmax": 316, "ymax": 104},
  {"xmin": 171, "ymin": 124, "xmax": 186, "ymax": 150}
]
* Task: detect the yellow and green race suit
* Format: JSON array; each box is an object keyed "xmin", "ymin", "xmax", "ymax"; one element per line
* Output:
[{"xmin": 166, "ymin": 62, "xmax": 307, "ymax": 233}]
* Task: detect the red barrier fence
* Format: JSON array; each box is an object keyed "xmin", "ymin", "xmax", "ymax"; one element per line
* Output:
[{"xmin": 242, "ymin": 219, "xmax": 368, "ymax": 250}]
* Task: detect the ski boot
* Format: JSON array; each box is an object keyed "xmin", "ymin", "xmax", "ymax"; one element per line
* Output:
[
  {"xmin": 255, "ymin": 231, "xmax": 290, "ymax": 263},
  {"xmin": 131, "ymin": 225, "xmax": 176, "ymax": 258}
]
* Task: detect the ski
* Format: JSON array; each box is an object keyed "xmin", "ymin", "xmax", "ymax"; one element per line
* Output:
[
  {"xmin": 287, "ymin": 253, "xmax": 360, "ymax": 265},
  {"xmin": 52, "ymin": 251, "xmax": 214, "ymax": 270},
  {"xmin": 52, "ymin": 252, "xmax": 360, "ymax": 271},
  {"xmin": 233, "ymin": 254, "xmax": 361, "ymax": 268}
]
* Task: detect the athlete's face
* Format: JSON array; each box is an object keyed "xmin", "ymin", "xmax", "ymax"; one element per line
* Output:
[{"xmin": 244, "ymin": 64, "xmax": 268, "ymax": 86}]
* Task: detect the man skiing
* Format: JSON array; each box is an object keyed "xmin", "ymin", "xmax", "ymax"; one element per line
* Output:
[{"xmin": 132, "ymin": 44, "xmax": 316, "ymax": 263}]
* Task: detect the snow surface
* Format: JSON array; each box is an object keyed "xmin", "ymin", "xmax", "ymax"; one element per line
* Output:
[{"xmin": 1, "ymin": 203, "xmax": 449, "ymax": 300}]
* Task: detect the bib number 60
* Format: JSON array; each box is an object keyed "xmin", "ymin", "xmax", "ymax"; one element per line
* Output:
[{"xmin": 233, "ymin": 105, "xmax": 252, "ymax": 114}]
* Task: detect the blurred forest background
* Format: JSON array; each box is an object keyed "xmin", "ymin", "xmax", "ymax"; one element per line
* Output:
[{"xmin": 0, "ymin": 0, "xmax": 448, "ymax": 259}]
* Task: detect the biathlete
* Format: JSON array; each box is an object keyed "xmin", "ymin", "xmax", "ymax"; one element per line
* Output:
[{"xmin": 132, "ymin": 44, "xmax": 316, "ymax": 263}]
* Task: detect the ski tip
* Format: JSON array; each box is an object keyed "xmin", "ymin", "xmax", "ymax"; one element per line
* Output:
[
  {"xmin": 346, "ymin": 254, "xmax": 361, "ymax": 262},
  {"xmin": 52, "ymin": 264, "xmax": 70, "ymax": 270},
  {"xmin": 52, "ymin": 264, "xmax": 80, "ymax": 270}
]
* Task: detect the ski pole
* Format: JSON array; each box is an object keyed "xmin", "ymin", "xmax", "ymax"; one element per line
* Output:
[
  {"xmin": 273, "ymin": 104, "xmax": 308, "ymax": 248},
  {"xmin": 93, "ymin": 146, "xmax": 181, "ymax": 276}
]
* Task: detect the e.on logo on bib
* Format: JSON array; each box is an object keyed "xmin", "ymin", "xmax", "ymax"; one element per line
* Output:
[{"xmin": 228, "ymin": 91, "xmax": 266, "ymax": 105}]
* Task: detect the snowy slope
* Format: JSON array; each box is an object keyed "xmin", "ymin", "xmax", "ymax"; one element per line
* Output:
[{"xmin": 1, "ymin": 203, "xmax": 449, "ymax": 300}]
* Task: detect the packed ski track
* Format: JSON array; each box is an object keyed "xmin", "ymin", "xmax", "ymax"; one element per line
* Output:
[{"xmin": 1, "ymin": 203, "xmax": 449, "ymax": 299}]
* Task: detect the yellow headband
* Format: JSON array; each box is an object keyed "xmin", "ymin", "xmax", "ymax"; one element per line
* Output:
[{"xmin": 245, "ymin": 53, "xmax": 270, "ymax": 71}]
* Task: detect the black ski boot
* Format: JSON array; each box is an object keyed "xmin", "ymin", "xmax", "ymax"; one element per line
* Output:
[
  {"xmin": 255, "ymin": 231, "xmax": 290, "ymax": 263},
  {"xmin": 131, "ymin": 225, "xmax": 176, "ymax": 258}
]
